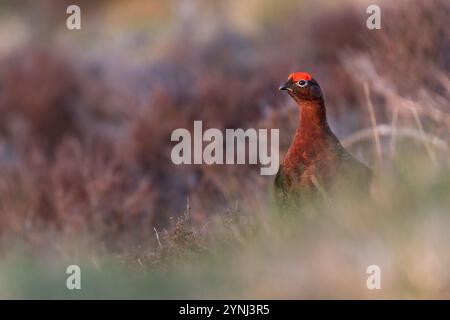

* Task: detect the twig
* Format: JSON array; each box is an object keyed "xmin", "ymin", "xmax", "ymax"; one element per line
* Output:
[
  {"xmin": 91, "ymin": 256, "xmax": 101, "ymax": 271},
  {"xmin": 389, "ymin": 106, "xmax": 399, "ymax": 158},
  {"xmin": 311, "ymin": 175, "xmax": 331, "ymax": 204},
  {"xmin": 153, "ymin": 227, "xmax": 163, "ymax": 249},
  {"xmin": 137, "ymin": 258, "xmax": 144, "ymax": 269},
  {"xmin": 184, "ymin": 196, "xmax": 191, "ymax": 219},
  {"xmin": 364, "ymin": 83, "xmax": 382, "ymax": 167},
  {"xmin": 408, "ymin": 102, "xmax": 437, "ymax": 164},
  {"xmin": 342, "ymin": 124, "xmax": 448, "ymax": 151}
]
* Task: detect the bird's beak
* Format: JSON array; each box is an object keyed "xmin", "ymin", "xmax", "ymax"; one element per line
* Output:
[{"xmin": 279, "ymin": 83, "xmax": 292, "ymax": 92}]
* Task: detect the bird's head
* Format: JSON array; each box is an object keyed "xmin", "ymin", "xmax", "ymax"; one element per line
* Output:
[{"xmin": 279, "ymin": 72, "xmax": 323, "ymax": 103}]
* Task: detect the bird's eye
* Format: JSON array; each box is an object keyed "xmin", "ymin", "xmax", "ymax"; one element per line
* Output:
[{"xmin": 297, "ymin": 80, "xmax": 308, "ymax": 87}]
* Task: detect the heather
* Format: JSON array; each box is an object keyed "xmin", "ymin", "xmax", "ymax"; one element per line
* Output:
[{"xmin": 0, "ymin": 0, "xmax": 448, "ymax": 298}]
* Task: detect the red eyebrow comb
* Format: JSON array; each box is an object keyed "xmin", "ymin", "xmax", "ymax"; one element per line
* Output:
[{"xmin": 288, "ymin": 72, "xmax": 312, "ymax": 82}]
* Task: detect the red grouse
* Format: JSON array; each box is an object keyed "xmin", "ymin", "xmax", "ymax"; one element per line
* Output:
[{"xmin": 275, "ymin": 72, "xmax": 371, "ymax": 206}]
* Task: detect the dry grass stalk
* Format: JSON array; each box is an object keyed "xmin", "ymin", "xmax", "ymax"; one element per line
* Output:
[
  {"xmin": 342, "ymin": 124, "xmax": 448, "ymax": 151},
  {"xmin": 364, "ymin": 82, "xmax": 383, "ymax": 168}
]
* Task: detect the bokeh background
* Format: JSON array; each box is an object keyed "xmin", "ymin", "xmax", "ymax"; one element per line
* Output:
[{"xmin": 0, "ymin": 0, "xmax": 449, "ymax": 298}]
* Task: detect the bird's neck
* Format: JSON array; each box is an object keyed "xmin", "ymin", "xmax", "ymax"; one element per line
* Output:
[
  {"xmin": 285, "ymin": 100, "xmax": 331, "ymax": 163},
  {"xmin": 298, "ymin": 100, "xmax": 328, "ymax": 137}
]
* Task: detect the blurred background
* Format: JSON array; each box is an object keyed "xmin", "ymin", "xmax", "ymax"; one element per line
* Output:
[{"xmin": 0, "ymin": 0, "xmax": 448, "ymax": 298}]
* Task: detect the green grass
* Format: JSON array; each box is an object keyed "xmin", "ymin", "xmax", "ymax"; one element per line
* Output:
[{"xmin": 0, "ymin": 152, "xmax": 449, "ymax": 299}]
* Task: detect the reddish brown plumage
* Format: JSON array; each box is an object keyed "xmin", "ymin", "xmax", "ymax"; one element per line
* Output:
[{"xmin": 275, "ymin": 73, "xmax": 371, "ymax": 206}]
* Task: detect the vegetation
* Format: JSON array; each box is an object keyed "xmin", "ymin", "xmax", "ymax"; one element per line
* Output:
[{"xmin": 0, "ymin": 0, "xmax": 448, "ymax": 298}]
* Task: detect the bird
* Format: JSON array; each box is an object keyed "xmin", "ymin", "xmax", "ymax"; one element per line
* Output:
[{"xmin": 275, "ymin": 71, "xmax": 372, "ymax": 208}]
